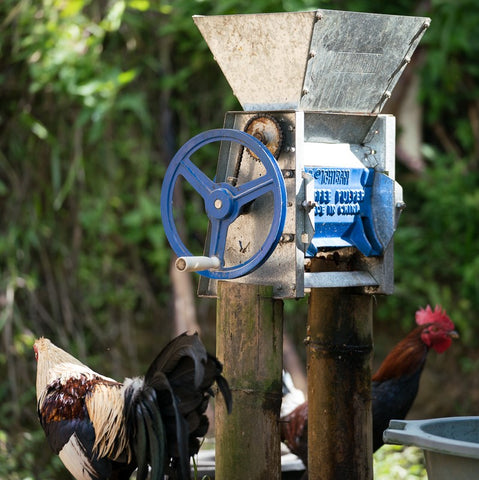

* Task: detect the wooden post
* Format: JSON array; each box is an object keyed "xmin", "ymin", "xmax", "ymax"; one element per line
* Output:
[
  {"xmin": 307, "ymin": 261, "xmax": 373, "ymax": 479},
  {"xmin": 215, "ymin": 282, "xmax": 283, "ymax": 480}
]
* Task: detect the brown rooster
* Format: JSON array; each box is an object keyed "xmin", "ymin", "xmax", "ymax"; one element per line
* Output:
[
  {"xmin": 280, "ymin": 305, "xmax": 458, "ymax": 471},
  {"xmin": 34, "ymin": 332, "xmax": 232, "ymax": 480}
]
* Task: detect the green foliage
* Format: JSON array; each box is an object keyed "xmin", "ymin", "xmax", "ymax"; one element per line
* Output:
[
  {"xmin": 0, "ymin": 428, "xmax": 65, "ymax": 480},
  {"xmin": 376, "ymin": 0, "xmax": 479, "ymax": 345},
  {"xmin": 420, "ymin": 0, "xmax": 479, "ymax": 128},
  {"xmin": 374, "ymin": 445, "xmax": 427, "ymax": 479},
  {"xmin": 0, "ymin": 0, "xmax": 177, "ymax": 475},
  {"xmin": 1, "ymin": 0, "xmax": 478, "ymax": 476},
  {"xmin": 377, "ymin": 148, "xmax": 479, "ymax": 343}
]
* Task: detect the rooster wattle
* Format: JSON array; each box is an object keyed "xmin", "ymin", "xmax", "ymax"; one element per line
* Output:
[{"xmin": 34, "ymin": 332, "xmax": 232, "ymax": 480}]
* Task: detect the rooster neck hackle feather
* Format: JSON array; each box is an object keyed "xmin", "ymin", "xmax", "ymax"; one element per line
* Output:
[
  {"xmin": 86, "ymin": 381, "xmax": 132, "ymax": 462},
  {"xmin": 34, "ymin": 338, "xmax": 116, "ymax": 404},
  {"xmin": 372, "ymin": 326, "xmax": 429, "ymax": 382}
]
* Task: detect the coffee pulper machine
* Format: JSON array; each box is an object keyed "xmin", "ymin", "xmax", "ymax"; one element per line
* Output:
[{"xmin": 161, "ymin": 9, "xmax": 430, "ymax": 479}]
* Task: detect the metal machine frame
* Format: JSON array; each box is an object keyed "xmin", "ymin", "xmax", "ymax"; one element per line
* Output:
[{"xmin": 161, "ymin": 10, "xmax": 430, "ymax": 298}]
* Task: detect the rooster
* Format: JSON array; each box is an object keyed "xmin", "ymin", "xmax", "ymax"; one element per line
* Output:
[
  {"xmin": 280, "ymin": 304, "xmax": 458, "ymax": 471},
  {"xmin": 34, "ymin": 332, "xmax": 232, "ymax": 480}
]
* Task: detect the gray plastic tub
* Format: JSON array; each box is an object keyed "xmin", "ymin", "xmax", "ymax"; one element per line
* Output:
[{"xmin": 384, "ymin": 417, "xmax": 479, "ymax": 480}]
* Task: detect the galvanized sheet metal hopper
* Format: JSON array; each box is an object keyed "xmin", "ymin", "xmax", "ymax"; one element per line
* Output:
[{"xmin": 193, "ymin": 10, "xmax": 429, "ymax": 113}]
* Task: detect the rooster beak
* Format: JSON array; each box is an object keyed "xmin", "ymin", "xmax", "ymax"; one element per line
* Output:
[{"xmin": 448, "ymin": 330, "xmax": 459, "ymax": 339}]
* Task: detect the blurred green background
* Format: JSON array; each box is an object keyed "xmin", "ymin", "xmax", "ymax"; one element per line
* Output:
[{"xmin": 1, "ymin": 0, "xmax": 478, "ymax": 478}]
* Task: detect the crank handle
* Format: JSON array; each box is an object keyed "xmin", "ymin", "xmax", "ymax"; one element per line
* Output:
[{"xmin": 175, "ymin": 255, "xmax": 221, "ymax": 272}]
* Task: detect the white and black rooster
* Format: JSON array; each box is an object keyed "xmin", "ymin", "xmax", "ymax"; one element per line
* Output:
[{"xmin": 34, "ymin": 332, "xmax": 232, "ymax": 480}]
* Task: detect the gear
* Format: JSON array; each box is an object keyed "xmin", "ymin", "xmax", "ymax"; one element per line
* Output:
[{"xmin": 243, "ymin": 114, "xmax": 283, "ymax": 160}]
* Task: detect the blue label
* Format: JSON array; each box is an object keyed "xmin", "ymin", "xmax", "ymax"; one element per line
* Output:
[
  {"xmin": 304, "ymin": 167, "xmax": 366, "ymax": 222},
  {"xmin": 304, "ymin": 166, "xmax": 382, "ymax": 257}
]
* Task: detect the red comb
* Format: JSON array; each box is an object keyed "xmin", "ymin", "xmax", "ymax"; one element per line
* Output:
[{"xmin": 415, "ymin": 304, "xmax": 454, "ymax": 330}]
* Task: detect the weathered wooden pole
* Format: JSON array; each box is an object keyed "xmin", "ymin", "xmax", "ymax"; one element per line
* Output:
[
  {"xmin": 307, "ymin": 259, "xmax": 373, "ymax": 479},
  {"xmin": 215, "ymin": 282, "xmax": 283, "ymax": 480}
]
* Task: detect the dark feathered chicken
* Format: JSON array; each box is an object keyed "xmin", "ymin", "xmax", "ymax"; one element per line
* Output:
[
  {"xmin": 280, "ymin": 305, "xmax": 458, "ymax": 469},
  {"xmin": 34, "ymin": 332, "xmax": 232, "ymax": 480}
]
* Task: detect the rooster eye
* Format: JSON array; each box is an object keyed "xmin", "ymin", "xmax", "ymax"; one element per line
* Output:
[
  {"xmin": 425, "ymin": 325, "xmax": 440, "ymax": 335},
  {"xmin": 424, "ymin": 325, "xmax": 439, "ymax": 335}
]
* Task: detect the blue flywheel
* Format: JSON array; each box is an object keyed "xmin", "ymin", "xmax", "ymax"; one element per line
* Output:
[{"xmin": 160, "ymin": 129, "xmax": 287, "ymax": 279}]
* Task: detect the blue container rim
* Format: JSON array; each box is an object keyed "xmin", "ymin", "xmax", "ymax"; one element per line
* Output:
[{"xmin": 384, "ymin": 417, "xmax": 479, "ymax": 460}]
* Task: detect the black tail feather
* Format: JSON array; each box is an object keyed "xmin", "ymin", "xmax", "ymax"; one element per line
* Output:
[
  {"xmin": 140, "ymin": 332, "xmax": 232, "ymax": 477},
  {"xmin": 209, "ymin": 356, "xmax": 233, "ymax": 414},
  {"xmin": 124, "ymin": 380, "xmax": 168, "ymax": 480},
  {"xmin": 145, "ymin": 333, "xmax": 207, "ymax": 389}
]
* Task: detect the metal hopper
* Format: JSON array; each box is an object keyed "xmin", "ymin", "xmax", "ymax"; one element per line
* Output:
[{"xmin": 193, "ymin": 9, "xmax": 429, "ymax": 113}]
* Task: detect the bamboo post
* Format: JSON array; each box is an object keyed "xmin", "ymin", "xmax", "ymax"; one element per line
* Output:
[
  {"xmin": 306, "ymin": 261, "xmax": 373, "ymax": 479},
  {"xmin": 215, "ymin": 282, "xmax": 283, "ymax": 480}
]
